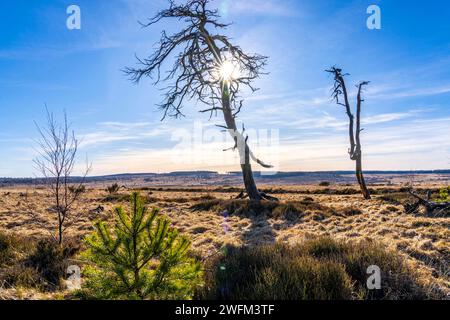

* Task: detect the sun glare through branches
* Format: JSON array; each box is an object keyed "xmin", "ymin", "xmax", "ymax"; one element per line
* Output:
[{"xmin": 216, "ymin": 59, "xmax": 241, "ymax": 82}]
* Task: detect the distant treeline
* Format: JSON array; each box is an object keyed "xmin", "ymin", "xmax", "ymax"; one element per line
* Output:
[{"xmin": 1, "ymin": 170, "xmax": 448, "ymax": 186}]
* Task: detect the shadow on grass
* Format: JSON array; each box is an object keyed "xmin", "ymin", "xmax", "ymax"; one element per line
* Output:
[{"xmin": 191, "ymin": 198, "xmax": 343, "ymax": 246}]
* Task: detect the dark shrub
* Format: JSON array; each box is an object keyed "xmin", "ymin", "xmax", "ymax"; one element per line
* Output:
[
  {"xmin": 379, "ymin": 195, "xmax": 402, "ymax": 205},
  {"xmin": 303, "ymin": 237, "xmax": 350, "ymax": 258},
  {"xmin": 190, "ymin": 199, "xmax": 222, "ymax": 211},
  {"xmin": 0, "ymin": 232, "xmax": 40, "ymax": 289},
  {"xmin": 106, "ymin": 183, "xmax": 120, "ymax": 194},
  {"xmin": 146, "ymin": 195, "xmax": 159, "ymax": 203},
  {"xmin": 319, "ymin": 181, "xmax": 331, "ymax": 186},
  {"xmin": 0, "ymin": 233, "xmax": 29, "ymax": 266},
  {"xmin": 194, "ymin": 194, "xmax": 217, "ymax": 201},
  {"xmin": 411, "ymin": 220, "xmax": 432, "ymax": 228},
  {"xmin": 2, "ymin": 264, "xmax": 41, "ymax": 289},
  {"xmin": 340, "ymin": 206, "xmax": 363, "ymax": 216},
  {"xmin": 191, "ymin": 199, "xmax": 335, "ymax": 221},
  {"xmin": 223, "ymin": 200, "xmax": 278, "ymax": 217},
  {"xmin": 199, "ymin": 243, "xmax": 353, "ymax": 300},
  {"xmin": 68, "ymin": 185, "xmax": 86, "ymax": 196},
  {"xmin": 162, "ymin": 197, "xmax": 190, "ymax": 203},
  {"xmin": 386, "ymin": 206, "xmax": 399, "ymax": 212},
  {"xmin": 1, "ymin": 233, "xmax": 79, "ymax": 291},
  {"xmin": 301, "ymin": 197, "xmax": 315, "ymax": 203},
  {"xmin": 309, "ymin": 188, "xmax": 360, "ymax": 195},
  {"xmin": 200, "ymin": 237, "xmax": 431, "ymax": 300},
  {"xmin": 343, "ymin": 241, "xmax": 427, "ymax": 299},
  {"xmin": 26, "ymin": 238, "xmax": 79, "ymax": 290},
  {"xmin": 271, "ymin": 202, "xmax": 302, "ymax": 220},
  {"xmin": 102, "ymin": 193, "xmax": 129, "ymax": 203},
  {"xmin": 303, "ymin": 238, "xmax": 429, "ymax": 300}
]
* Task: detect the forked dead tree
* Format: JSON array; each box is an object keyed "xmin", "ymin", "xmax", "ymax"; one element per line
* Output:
[
  {"xmin": 326, "ymin": 67, "xmax": 371, "ymax": 199},
  {"xmin": 125, "ymin": 0, "xmax": 276, "ymax": 201},
  {"xmin": 34, "ymin": 108, "xmax": 90, "ymax": 244}
]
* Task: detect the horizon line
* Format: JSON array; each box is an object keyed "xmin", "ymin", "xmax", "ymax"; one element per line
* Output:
[{"xmin": 1, "ymin": 169, "xmax": 449, "ymax": 180}]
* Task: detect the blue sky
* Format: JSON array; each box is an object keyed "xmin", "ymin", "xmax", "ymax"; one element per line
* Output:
[{"xmin": 0, "ymin": 0, "xmax": 449, "ymax": 177}]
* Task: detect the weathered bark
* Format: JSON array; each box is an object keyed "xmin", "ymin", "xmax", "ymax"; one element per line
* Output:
[
  {"xmin": 355, "ymin": 83, "xmax": 371, "ymax": 200},
  {"xmin": 356, "ymin": 156, "xmax": 371, "ymax": 199},
  {"xmin": 241, "ymin": 163, "xmax": 262, "ymax": 201}
]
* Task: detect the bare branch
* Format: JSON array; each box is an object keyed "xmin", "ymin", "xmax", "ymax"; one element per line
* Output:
[{"xmin": 124, "ymin": 0, "xmax": 267, "ymax": 121}]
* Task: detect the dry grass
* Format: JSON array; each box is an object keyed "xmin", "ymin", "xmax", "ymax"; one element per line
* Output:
[{"xmin": 0, "ymin": 183, "xmax": 448, "ymax": 299}]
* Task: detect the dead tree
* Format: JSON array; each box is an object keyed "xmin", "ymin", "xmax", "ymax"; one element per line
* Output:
[
  {"xmin": 34, "ymin": 108, "xmax": 90, "ymax": 244},
  {"xmin": 406, "ymin": 189, "xmax": 450, "ymax": 216},
  {"xmin": 326, "ymin": 67, "xmax": 371, "ymax": 199},
  {"xmin": 124, "ymin": 0, "xmax": 276, "ymax": 201}
]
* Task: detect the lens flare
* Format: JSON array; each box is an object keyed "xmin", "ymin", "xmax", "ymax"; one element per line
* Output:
[{"xmin": 217, "ymin": 60, "xmax": 240, "ymax": 82}]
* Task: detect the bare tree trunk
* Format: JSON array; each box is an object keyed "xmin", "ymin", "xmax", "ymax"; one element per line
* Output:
[
  {"xmin": 58, "ymin": 220, "xmax": 63, "ymax": 244},
  {"xmin": 356, "ymin": 155, "xmax": 371, "ymax": 199},
  {"xmin": 355, "ymin": 81, "xmax": 371, "ymax": 200},
  {"xmin": 222, "ymin": 83, "xmax": 262, "ymax": 201},
  {"xmin": 241, "ymin": 155, "xmax": 262, "ymax": 201}
]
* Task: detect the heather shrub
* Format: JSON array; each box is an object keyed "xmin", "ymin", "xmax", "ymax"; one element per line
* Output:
[
  {"xmin": 199, "ymin": 242, "xmax": 353, "ymax": 300},
  {"xmin": 200, "ymin": 237, "xmax": 431, "ymax": 300},
  {"xmin": 27, "ymin": 238, "xmax": 79, "ymax": 290},
  {"xmin": 0, "ymin": 233, "xmax": 78, "ymax": 291}
]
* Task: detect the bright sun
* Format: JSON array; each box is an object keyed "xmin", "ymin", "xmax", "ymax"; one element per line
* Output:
[{"xmin": 218, "ymin": 60, "xmax": 240, "ymax": 82}]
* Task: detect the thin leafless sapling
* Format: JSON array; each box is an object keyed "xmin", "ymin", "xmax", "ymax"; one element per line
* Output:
[
  {"xmin": 33, "ymin": 108, "xmax": 90, "ymax": 244},
  {"xmin": 125, "ymin": 0, "xmax": 277, "ymax": 201},
  {"xmin": 326, "ymin": 67, "xmax": 371, "ymax": 199}
]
